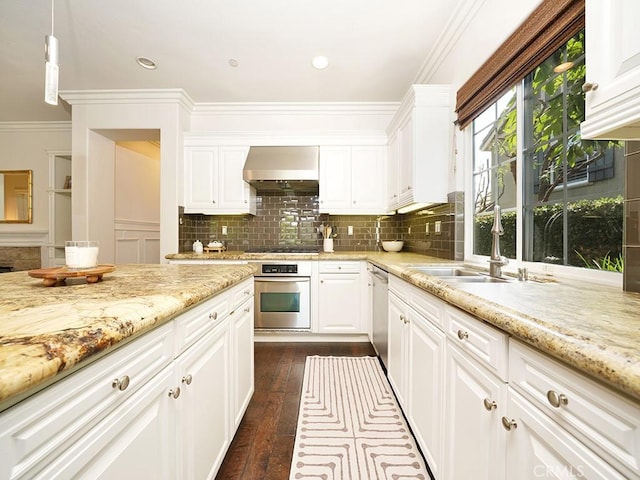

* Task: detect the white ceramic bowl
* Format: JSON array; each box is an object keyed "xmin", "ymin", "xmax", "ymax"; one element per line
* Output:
[{"xmin": 382, "ymin": 240, "xmax": 404, "ymax": 252}]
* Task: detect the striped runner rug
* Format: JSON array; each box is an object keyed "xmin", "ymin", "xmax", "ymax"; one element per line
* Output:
[{"xmin": 290, "ymin": 356, "xmax": 430, "ymax": 479}]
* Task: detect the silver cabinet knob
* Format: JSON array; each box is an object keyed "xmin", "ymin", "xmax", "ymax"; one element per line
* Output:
[
  {"xmin": 582, "ymin": 82, "xmax": 599, "ymax": 92},
  {"xmin": 209, "ymin": 311, "xmax": 218, "ymax": 320},
  {"xmin": 483, "ymin": 398, "xmax": 497, "ymax": 411},
  {"xmin": 182, "ymin": 374, "xmax": 193, "ymax": 385},
  {"xmin": 212, "ymin": 200, "xmax": 216, "ymax": 204},
  {"xmin": 501, "ymin": 417, "xmax": 517, "ymax": 431},
  {"xmin": 457, "ymin": 329, "xmax": 469, "ymax": 340},
  {"xmin": 547, "ymin": 390, "xmax": 568, "ymax": 408},
  {"xmin": 112, "ymin": 375, "xmax": 130, "ymax": 391},
  {"xmin": 168, "ymin": 387, "xmax": 181, "ymax": 399}
]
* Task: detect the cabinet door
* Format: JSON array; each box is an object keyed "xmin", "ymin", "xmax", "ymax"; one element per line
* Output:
[
  {"xmin": 351, "ymin": 146, "xmax": 386, "ymax": 213},
  {"xmin": 176, "ymin": 322, "xmax": 230, "ymax": 480},
  {"xmin": 218, "ymin": 146, "xmax": 251, "ymax": 209},
  {"xmin": 319, "ymin": 146, "xmax": 352, "ymax": 211},
  {"xmin": 444, "ymin": 342, "xmax": 507, "ymax": 480},
  {"xmin": 505, "ymin": 389, "xmax": 628, "ymax": 480},
  {"xmin": 397, "ymin": 114, "xmax": 414, "ymax": 204},
  {"xmin": 318, "ymin": 273, "xmax": 362, "ymax": 333},
  {"xmin": 582, "ymin": 0, "xmax": 640, "ymax": 139},
  {"xmin": 231, "ymin": 300, "xmax": 254, "ymax": 430},
  {"xmin": 32, "ymin": 366, "xmax": 177, "ymax": 480},
  {"xmin": 409, "ymin": 308, "xmax": 446, "ymax": 479},
  {"xmin": 387, "ymin": 292, "xmax": 409, "ymax": 408},
  {"xmin": 184, "ymin": 147, "xmax": 217, "ymax": 210},
  {"xmin": 387, "ymin": 133, "xmax": 400, "ymax": 209}
]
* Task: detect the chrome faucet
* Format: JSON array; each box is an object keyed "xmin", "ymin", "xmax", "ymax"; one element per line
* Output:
[{"xmin": 489, "ymin": 205, "xmax": 509, "ymax": 278}]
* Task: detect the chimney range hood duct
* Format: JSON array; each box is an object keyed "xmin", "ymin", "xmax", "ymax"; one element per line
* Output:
[{"xmin": 242, "ymin": 146, "xmax": 319, "ymax": 193}]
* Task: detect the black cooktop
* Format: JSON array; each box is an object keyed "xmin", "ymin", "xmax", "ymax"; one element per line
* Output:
[{"xmin": 245, "ymin": 245, "xmax": 321, "ymax": 254}]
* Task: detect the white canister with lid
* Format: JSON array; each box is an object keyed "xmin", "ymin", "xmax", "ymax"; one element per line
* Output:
[{"xmin": 193, "ymin": 240, "xmax": 203, "ymax": 254}]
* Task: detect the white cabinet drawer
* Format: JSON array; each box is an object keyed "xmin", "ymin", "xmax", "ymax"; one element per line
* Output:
[
  {"xmin": 389, "ymin": 275, "xmax": 410, "ymax": 303},
  {"xmin": 509, "ymin": 339, "xmax": 640, "ymax": 478},
  {"xmin": 174, "ymin": 292, "xmax": 230, "ymax": 355},
  {"xmin": 407, "ymin": 282, "xmax": 445, "ymax": 330},
  {"xmin": 444, "ymin": 306, "xmax": 508, "ymax": 381},
  {"xmin": 318, "ymin": 261, "xmax": 360, "ymax": 274},
  {"xmin": 231, "ymin": 278, "xmax": 253, "ymax": 310},
  {"xmin": 0, "ymin": 321, "xmax": 174, "ymax": 480}
]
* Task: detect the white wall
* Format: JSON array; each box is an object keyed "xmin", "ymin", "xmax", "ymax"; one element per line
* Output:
[
  {"xmin": 418, "ymin": 0, "xmax": 543, "ymax": 193},
  {"xmin": 114, "ymin": 143, "xmax": 160, "ymax": 264}
]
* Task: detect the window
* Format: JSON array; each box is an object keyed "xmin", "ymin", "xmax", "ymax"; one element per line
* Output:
[{"xmin": 471, "ymin": 32, "xmax": 624, "ymax": 272}]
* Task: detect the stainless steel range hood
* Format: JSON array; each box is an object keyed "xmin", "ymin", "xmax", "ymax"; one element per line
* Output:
[{"xmin": 242, "ymin": 146, "xmax": 319, "ymax": 193}]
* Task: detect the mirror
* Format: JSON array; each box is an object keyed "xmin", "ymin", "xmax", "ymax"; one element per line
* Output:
[{"xmin": 0, "ymin": 170, "xmax": 32, "ymax": 223}]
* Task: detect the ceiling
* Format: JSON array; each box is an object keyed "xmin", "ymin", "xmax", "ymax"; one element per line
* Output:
[{"xmin": 0, "ymin": 0, "xmax": 465, "ymax": 123}]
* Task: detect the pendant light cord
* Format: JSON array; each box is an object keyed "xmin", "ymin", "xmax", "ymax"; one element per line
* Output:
[{"xmin": 50, "ymin": 0, "xmax": 55, "ymax": 36}]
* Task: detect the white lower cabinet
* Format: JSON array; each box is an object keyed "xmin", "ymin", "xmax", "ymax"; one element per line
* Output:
[
  {"xmin": 318, "ymin": 262, "xmax": 366, "ymax": 334},
  {"xmin": 0, "ymin": 278, "xmax": 254, "ymax": 480},
  {"xmin": 386, "ymin": 276, "xmax": 638, "ymax": 480},
  {"xmin": 175, "ymin": 321, "xmax": 230, "ymax": 480},
  {"xmin": 408, "ymin": 306, "xmax": 446, "ymax": 479},
  {"xmin": 504, "ymin": 388, "xmax": 627, "ymax": 480},
  {"xmin": 444, "ymin": 341, "xmax": 507, "ymax": 480},
  {"xmin": 387, "ymin": 290, "xmax": 410, "ymax": 408}
]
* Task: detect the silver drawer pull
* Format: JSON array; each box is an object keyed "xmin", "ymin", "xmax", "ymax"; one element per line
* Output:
[
  {"xmin": 244, "ymin": 307, "xmax": 251, "ymax": 313},
  {"xmin": 547, "ymin": 390, "xmax": 568, "ymax": 408},
  {"xmin": 112, "ymin": 375, "xmax": 130, "ymax": 391},
  {"xmin": 244, "ymin": 289, "xmax": 251, "ymax": 295},
  {"xmin": 182, "ymin": 374, "xmax": 193, "ymax": 385},
  {"xmin": 457, "ymin": 329, "xmax": 469, "ymax": 340},
  {"xmin": 209, "ymin": 311, "xmax": 218, "ymax": 320},
  {"xmin": 483, "ymin": 398, "xmax": 497, "ymax": 411},
  {"xmin": 168, "ymin": 387, "xmax": 181, "ymax": 399},
  {"xmin": 501, "ymin": 417, "xmax": 517, "ymax": 431}
]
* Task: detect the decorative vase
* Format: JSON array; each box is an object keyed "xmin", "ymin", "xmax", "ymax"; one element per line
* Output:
[{"xmin": 323, "ymin": 238, "xmax": 334, "ymax": 253}]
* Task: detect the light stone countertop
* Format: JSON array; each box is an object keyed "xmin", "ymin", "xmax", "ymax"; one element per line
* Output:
[
  {"xmin": 0, "ymin": 263, "xmax": 255, "ymax": 410},
  {"xmin": 169, "ymin": 251, "xmax": 640, "ymax": 401}
]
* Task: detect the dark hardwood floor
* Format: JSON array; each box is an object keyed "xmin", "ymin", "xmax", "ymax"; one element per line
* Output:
[{"xmin": 216, "ymin": 341, "xmax": 377, "ymax": 480}]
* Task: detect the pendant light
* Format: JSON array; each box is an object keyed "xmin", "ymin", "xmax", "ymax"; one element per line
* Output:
[{"xmin": 44, "ymin": 0, "xmax": 59, "ymax": 105}]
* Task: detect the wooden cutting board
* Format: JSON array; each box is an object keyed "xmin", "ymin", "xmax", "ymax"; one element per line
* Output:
[{"xmin": 28, "ymin": 265, "xmax": 116, "ymax": 287}]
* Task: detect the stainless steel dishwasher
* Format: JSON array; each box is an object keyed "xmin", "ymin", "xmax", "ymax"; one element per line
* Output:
[{"xmin": 370, "ymin": 265, "xmax": 389, "ymax": 368}]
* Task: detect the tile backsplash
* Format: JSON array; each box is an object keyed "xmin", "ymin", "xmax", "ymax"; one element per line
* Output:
[{"xmin": 179, "ymin": 191, "xmax": 464, "ymax": 260}]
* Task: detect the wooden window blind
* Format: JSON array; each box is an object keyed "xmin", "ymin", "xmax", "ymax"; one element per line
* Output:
[{"xmin": 455, "ymin": 0, "xmax": 585, "ymax": 130}]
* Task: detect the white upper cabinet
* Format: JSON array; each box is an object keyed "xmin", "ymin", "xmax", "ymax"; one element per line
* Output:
[
  {"xmin": 386, "ymin": 85, "xmax": 452, "ymax": 211},
  {"xmin": 319, "ymin": 145, "xmax": 387, "ymax": 214},
  {"xmin": 582, "ymin": 0, "xmax": 640, "ymax": 139},
  {"xmin": 183, "ymin": 145, "xmax": 256, "ymax": 215}
]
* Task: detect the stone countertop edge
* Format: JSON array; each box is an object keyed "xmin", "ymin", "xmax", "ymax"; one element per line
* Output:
[
  {"xmin": 0, "ymin": 263, "xmax": 255, "ymax": 410},
  {"xmin": 169, "ymin": 251, "xmax": 640, "ymax": 402}
]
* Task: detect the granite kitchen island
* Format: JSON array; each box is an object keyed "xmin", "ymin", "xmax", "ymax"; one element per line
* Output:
[{"xmin": 0, "ymin": 263, "xmax": 255, "ymax": 410}]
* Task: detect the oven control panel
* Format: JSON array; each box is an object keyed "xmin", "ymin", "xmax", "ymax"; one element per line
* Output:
[{"xmin": 262, "ymin": 264, "xmax": 298, "ymax": 274}]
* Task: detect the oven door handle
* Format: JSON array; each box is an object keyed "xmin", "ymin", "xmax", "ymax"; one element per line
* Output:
[{"xmin": 254, "ymin": 277, "xmax": 310, "ymax": 283}]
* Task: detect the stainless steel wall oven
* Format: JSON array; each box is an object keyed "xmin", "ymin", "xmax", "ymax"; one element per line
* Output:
[{"xmin": 252, "ymin": 261, "xmax": 311, "ymax": 330}]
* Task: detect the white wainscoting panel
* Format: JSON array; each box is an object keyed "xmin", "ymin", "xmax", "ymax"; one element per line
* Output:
[{"xmin": 115, "ymin": 219, "xmax": 160, "ymax": 264}]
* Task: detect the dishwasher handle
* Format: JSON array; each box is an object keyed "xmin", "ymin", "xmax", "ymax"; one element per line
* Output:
[{"xmin": 370, "ymin": 269, "xmax": 389, "ymax": 283}]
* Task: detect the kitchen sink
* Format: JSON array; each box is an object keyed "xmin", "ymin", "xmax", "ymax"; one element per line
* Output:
[{"xmin": 407, "ymin": 265, "xmax": 514, "ymax": 283}]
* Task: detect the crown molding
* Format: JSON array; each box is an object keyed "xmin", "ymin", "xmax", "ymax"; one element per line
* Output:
[
  {"xmin": 59, "ymin": 89, "xmax": 195, "ymax": 113},
  {"xmin": 191, "ymin": 102, "xmax": 400, "ymax": 117},
  {"xmin": 0, "ymin": 121, "xmax": 71, "ymax": 132},
  {"xmin": 184, "ymin": 130, "xmax": 388, "ymax": 146},
  {"xmin": 414, "ymin": 0, "xmax": 488, "ymax": 84}
]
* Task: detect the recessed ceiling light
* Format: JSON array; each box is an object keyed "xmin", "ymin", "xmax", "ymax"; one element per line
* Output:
[
  {"xmin": 136, "ymin": 56, "xmax": 157, "ymax": 70},
  {"xmin": 228, "ymin": 58, "xmax": 239, "ymax": 67},
  {"xmin": 553, "ymin": 61, "xmax": 574, "ymax": 73},
  {"xmin": 312, "ymin": 56, "xmax": 329, "ymax": 70}
]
